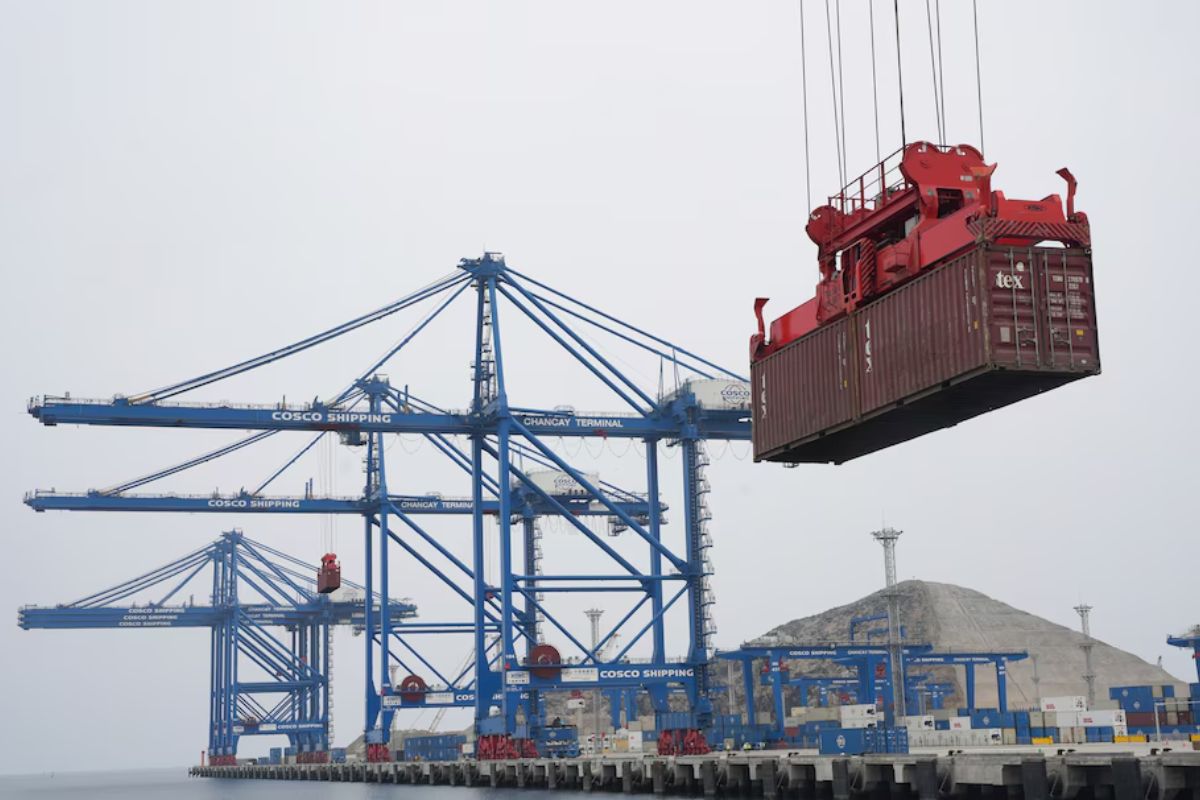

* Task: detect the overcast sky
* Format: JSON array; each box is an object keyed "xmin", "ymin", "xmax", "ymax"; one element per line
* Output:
[{"xmin": 3, "ymin": 0, "xmax": 1198, "ymax": 775}]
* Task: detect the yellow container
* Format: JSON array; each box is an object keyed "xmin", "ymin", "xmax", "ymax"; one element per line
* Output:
[
  {"xmin": 1115, "ymin": 735, "xmax": 1148, "ymax": 743},
  {"xmin": 1190, "ymin": 734, "xmax": 1200, "ymax": 743},
  {"xmin": 1031, "ymin": 737, "xmax": 1054, "ymax": 745}
]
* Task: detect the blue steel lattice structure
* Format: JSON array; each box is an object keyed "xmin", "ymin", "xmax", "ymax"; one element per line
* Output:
[
  {"xmin": 26, "ymin": 252, "xmax": 751, "ymax": 759},
  {"xmin": 719, "ymin": 644, "xmax": 1027, "ymax": 739},
  {"xmin": 18, "ymin": 530, "xmax": 416, "ymax": 764}
]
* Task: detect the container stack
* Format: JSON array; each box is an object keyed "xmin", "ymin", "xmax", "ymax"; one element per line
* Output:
[
  {"xmin": 838, "ymin": 704, "xmax": 878, "ymax": 729},
  {"xmin": 399, "ymin": 733, "xmax": 465, "ymax": 762}
]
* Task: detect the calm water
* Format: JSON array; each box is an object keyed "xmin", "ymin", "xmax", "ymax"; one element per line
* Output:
[{"xmin": 0, "ymin": 769, "xmax": 549, "ymax": 800}]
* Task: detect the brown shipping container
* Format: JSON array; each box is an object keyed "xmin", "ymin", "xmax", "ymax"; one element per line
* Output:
[
  {"xmin": 751, "ymin": 318, "xmax": 855, "ymax": 458},
  {"xmin": 752, "ymin": 245, "xmax": 1099, "ymax": 464}
]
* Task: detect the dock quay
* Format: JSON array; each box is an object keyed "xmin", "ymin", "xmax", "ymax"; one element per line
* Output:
[{"xmin": 189, "ymin": 750, "xmax": 1200, "ymax": 799}]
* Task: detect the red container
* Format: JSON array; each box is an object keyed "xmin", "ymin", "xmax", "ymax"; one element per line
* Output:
[
  {"xmin": 751, "ymin": 318, "xmax": 855, "ymax": 461},
  {"xmin": 752, "ymin": 244, "xmax": 1099, "ymax": 463},
  {"xmin": 317, "ymin": 553, "xmax": 341, "ymax": 594}
]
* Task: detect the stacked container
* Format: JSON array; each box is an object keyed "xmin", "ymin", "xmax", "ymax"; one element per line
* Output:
[{"xmin": 838, "ymin": 704, "xmax": 878, "ymax": 729}]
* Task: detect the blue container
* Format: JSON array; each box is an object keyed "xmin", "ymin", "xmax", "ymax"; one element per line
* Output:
[
  {"xmin": 1191, "ymin": 683, "xmax": 1200, "ymax": 700},
  {"xmin": 1163, "ymin": 685, "xmax": 1176, "ymax": 698},
  {"xmin": 883, "ymin": 727, "xmax": 909, "ymax": 753},
  {"xmin": 934, "ymin": 720, "xmax": 949, "ymax": 731},
  {"xmin": 1016, "ymin": 735, "xmax": 1032, "ymax": 745},
  {"xmin": 818, "ymin": 728, "xmax": 878, "ymax": 755},
  {"xmin": 1044, "ymin": 727, "xmax": 1058, "ymax": 740},
  {"xmin": 331, "ymin": 748, "xmax": 347, "ymax": 764},
  {"xmin": 284, "ymin": 747, "xmax": 297, "ymax": 756}
]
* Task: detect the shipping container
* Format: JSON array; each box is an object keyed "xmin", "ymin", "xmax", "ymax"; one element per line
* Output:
[
  {"xmin": 818, "ymin": 727, "xmax": 880, "ymax": 755},
  {"xmin": 752, "ymin": 244, "xmax": 1099, "ymax": 464},
  {"xmin": 1041, "ymin": 696, "xmax": 1087, "ymax": 712}
]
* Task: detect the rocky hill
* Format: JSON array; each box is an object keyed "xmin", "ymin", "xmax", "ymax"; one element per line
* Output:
[{"xmin": 748, "ymin": 580, "xmax": 1185, "ymax": 712}]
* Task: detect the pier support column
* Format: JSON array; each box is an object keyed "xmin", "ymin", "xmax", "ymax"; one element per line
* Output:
[
  {"xmin": 653, "ymin": 761, "xmax": 666, "ymax": 795},
  {"xmin": 762, "ymin": 759, "xmax": 779, "ymax": 800},
  {"xmin": 1020, "ymin": 758, "xmax": 1049, "ymax": 800},
  {"xmin": 831, "ymin": 759, "xmax": 852, "ymax": 800},
  {"xmin": 702, "ymin": 760, "xmax": 717, "ymax": 798},
  {"xmin": 1111, "ymin": 758, "xmax": 1142, "ymax": 800},
  {"xmin": 915, "ymin": 758, "xmax": 938, "ymax": 800}
]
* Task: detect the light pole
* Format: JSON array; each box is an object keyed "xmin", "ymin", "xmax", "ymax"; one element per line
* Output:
[
  {"xmin": 1075, "ymin": 604, "xmax": 1096, "ymax": 708},
  {"xmin": 872, "ymin": 527, "xmax": 907, "ymax": 721},
  {"xmin": 586, "ymin": 608, "xmax": 604, "ymax": 752}
]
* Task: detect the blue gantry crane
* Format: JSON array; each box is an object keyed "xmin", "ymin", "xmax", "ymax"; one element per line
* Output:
[
  {"xmin": 1167, "ymin": 626, "xmax": 1200, "ymax": 683},
  {"xmin": 717, "ymin": 643, "xmax": 1028, "ymax": 740},
  {"xmin": 26, "ymin": 252, "xmax": 751, "ymax": 759},
  {"xmin": 18, "ymin": 530, "xmax": 416, "ymax": 764}
]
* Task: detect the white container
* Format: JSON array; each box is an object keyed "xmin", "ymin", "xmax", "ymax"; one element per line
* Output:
[
  {"xmin": 838, "ymin": 704, "xmax": 877, "ymax": 722},
  {"xmin": 842, "ymin": 718, "xmax": 878, "ymax": 729},
  {"xmin": 901, "ymin": 715, "xmax": 935, "ymax": 730},
  {"xmin": 1079, "ymin": 710, "xmax": 1126, "ymax": 727},
  {"xmin": 1112, "ymin": 724, "xmax": 1128, "ymax": 737},
  {"xmin": 1041, "ymin": 696, "xmax": 1087, "ymax": 712},
  {"xmin": 1047, "ymin": 711, "xmax": 1079, "ymax": 728},
  {"xmin": 949, "ymin": 717, "xmax": 971, "ymax": 731},
  {"xmin": 985, "ymin": 728, "xmax": 1003, "ymax": 745},
  {"xmin": 662, "ymin": 379, "xmax": 751, "ymax": 410},
  {"xmin": 517, "ymin": 469, "xmax": 599, "ymax": 497}
]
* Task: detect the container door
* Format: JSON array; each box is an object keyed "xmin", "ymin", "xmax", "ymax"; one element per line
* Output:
[
  {"xmin": 855, "ymin": 251, "xmax": 988, "ymax": 415},
  {"xmin": 1032, "ymin": 248, "xmax": 1100, "ymax": 372},
  {"xmin": 983, "ymin": 247, "xmax": 1042, "ymax": 368}
]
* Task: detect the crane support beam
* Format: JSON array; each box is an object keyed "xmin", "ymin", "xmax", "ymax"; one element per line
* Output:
[
  {"xmin": 29, "ymin": 398, "xmax": 750, "ymax": 440},
  {"xmin": 25, "ymin": 491, "xmax": 652, "ymax": 517}
]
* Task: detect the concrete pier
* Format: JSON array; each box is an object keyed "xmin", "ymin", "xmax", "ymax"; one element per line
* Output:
[{"xmin": 189, "ymin": 749, "xmax": 1200, "ymax": 799}]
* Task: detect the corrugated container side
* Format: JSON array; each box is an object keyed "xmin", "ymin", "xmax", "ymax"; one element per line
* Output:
[
  {"xmin": 856, "ymin": 250, "xmax": 987, "ymax": 415},
  {"xmin": 751, "ymin": 317, "xmax": 854, "ymax": 460},
  {"xmin": 751, "ymin": 244, "xmax": 1098, "ymax": 464}
]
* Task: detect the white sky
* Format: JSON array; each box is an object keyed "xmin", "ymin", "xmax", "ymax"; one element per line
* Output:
[{"xmin": 3, "ymin": 0, "xmax": 1198, "ymax": 775}]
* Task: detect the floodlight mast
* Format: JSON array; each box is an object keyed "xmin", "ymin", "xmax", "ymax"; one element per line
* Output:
[{"xmin": 872, "ymin": 526, "xmax": 907, "ymax": 721}]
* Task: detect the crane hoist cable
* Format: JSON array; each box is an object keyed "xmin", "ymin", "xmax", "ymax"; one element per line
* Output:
[
  {"xmin": 893, "ymin": 0, "xmax": 907, "ymax": 145},
  {"xmin": 834, "ymin": 0, "xmax": 847, "ymax": 185},
  {"xmin": 935, "ymin": 0, "xmax": 946, "ymax": 142},
  {"xmin": 924, "ymin": 0, "xmax": 944, "ymax": 142},
  {"xmin": 972, "ymin": 0, "xmax": 985, "ymax": 154},
  {"xmin": 868, "ymin": 0, "xmax": 881, "ymax": 163},
  {"xmin": 823, "ymin": 0, "xmax": 845, "ymax": 188},
  {"xmin": 797, "ymin": 0, "xmax": 812, "ymax": 210}
]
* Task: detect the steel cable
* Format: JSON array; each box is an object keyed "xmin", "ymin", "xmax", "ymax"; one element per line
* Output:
[
  {"xmin": 824, "ymin": 0, "xmax": 845, "ymax": 188},
  {"xmin": 893, "ymin": 0, "xmax": 907, "ymax": 145},
  {"xmin": 869, "ymin": 0, "xmax": 881, "ymax": 163},
  {"xmin": 798, "ymin": 0, "xmax": 813, "ymax": 210},
  {"xmin": 924, "ymin": 0, "xmax": 944, "ymax": 142},
  {"xmin": 973, "ymin": 0, "xmax": 985, "ymax": 154}
]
